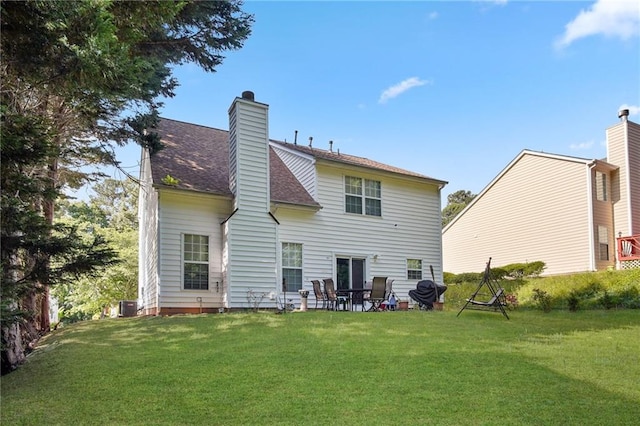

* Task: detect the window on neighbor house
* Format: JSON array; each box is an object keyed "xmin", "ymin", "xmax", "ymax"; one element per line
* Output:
[
  {"xmin": 598, "ymin": 226, "xmax": 609, "ymax": 261},
  {"xmin": 282, "ymin": 242, "xmax": 303, "ymax": 292},
  {"xmin": 345, "ymin": 176, "xmax": 381, "ymax": 216},
  {"xmin": 596, "ymin": 172, "xmax": 607, "ymax": 201},
  {"xmin": 407, "ymin": 259, "xmax": 423, "ymax": 280},
  {"xmin": 183, "ymin": 234, "xmax": 209, "ymax": 290}
]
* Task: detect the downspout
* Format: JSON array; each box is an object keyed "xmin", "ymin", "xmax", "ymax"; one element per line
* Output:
[{"xmin": 586, "ymin": 161, "xmax": 596, "ymax": 271}]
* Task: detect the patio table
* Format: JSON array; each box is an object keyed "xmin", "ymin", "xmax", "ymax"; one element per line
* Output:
[{"xmin": 336, "ymin": 288, "xmax": 369, "ymax": 311}]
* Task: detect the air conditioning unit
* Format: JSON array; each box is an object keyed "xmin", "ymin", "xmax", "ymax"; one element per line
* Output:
[{"xmin": 118, "ymin": 300, "xmax": 137, "ymax": 317}]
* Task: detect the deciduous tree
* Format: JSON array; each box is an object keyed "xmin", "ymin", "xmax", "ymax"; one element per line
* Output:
[{"xmin": 441, "ymin": 190, "xmax": 476, "ymax": 227}]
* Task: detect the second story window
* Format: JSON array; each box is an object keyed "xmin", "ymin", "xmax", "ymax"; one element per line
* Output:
[
  {"xmin": 345, "ymin": 176, "xmax": 381, "ymax": 216},
  {"xmin": 596, "ymin": 171, "xmax": 607, "ymax": 201}
]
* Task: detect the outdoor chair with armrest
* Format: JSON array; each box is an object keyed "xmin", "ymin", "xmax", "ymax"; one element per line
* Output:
[
  {"xmin": 364, "ymin": 276, "xmax": 388, "ymax": 311},
  {"xmin": 323, "ymin": 278, "xmax": 338, "ymax": 311},
  {"xmin": 311, "ymin": 280, "xmax": 327, "ymax": 310}
]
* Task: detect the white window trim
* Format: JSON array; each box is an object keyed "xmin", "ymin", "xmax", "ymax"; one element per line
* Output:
[
  {"xmin": 282, "ymin": 242, "xmax": 304, "ymax": 292},
  {"xmin": 181, "ymin": 233, "xmax": 211, "ymax": 291},
  {"xmin": 344, "ymin": 175, "xmax": 382, "ymax": 217},
  {"xmin": 407, "ymin": 258, "xmax": 423, "ymax": 280}
]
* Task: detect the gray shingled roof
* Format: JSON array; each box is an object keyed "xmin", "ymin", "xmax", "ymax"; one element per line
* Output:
[
  {"xmin": 270, "ymin": 140, "xmax": 446, "ymax": 184},
  {"xmin": 151, "ymin": 118, "xmax": 320, "ymax": 208}
]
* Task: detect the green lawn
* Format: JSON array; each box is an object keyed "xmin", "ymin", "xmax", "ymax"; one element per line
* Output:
[{"xmin": 2, "ymin": 309, "xmax": 639, "ymax": 425}]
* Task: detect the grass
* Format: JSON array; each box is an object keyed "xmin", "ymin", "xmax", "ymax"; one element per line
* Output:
[{"xmin": 2, "ymin": 309, "xmax": 640, "ymax": 425}]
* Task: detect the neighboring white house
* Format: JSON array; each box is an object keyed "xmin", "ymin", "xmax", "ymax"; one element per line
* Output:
[
  {"xmin": 138, "ymin": 91, "xmax": 447, "ymax": 314},
  {"xmin": 443, "ymin": 110, "xmax": 640, "ymax": 276}
]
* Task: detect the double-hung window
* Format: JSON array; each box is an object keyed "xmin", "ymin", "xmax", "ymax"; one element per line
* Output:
[
  {"xmin": 598, "ymin": 226, "xmax": 609, "ymax": 261},
  {"xmin": 596, "ymin": 172, "xmax": 607, "ymax": 201},
  {"xmin": 183, "ymin": 234, "xmax": 209, "ymax": 290},
  {"xmin": 282, "ymin": 242, "xmax": 303, "ymax": 292},
  {"xmin": 407, "ymin": 259, "xmax": 423, "ymax": 280},
  {"xmin": 345, "ymin": 176, "xmax": 381, "ymax": 216}
]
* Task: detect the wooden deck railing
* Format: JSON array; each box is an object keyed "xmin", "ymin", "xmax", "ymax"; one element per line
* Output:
[{"xmin": 617, "ymin": 235, "xmax": 640, "ymax": 261}]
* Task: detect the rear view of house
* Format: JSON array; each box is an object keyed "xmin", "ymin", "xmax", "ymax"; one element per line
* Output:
[
  {"xmin": 138, "ymin": 91, "xmax": 447, "ymax": 314},
  {"xmin": 442, "ymin": 110, "xmax": 640, "ymax": 275}
]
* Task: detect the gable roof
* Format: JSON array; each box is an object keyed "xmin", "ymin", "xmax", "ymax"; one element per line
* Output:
[
  {"xmin": 270, "ymin": 140, "xmax": 447, "ymax": 185},
  {"xmin": 150, "ymin": 118, "xmax": 320, "ymax": 208},
  {"xmin": 442, "ymin": 149, "xmax": 617, "ymax": 233},
  {"xmin": 150, "ymin": 118, "xmax": 447, "ymax": 206}
]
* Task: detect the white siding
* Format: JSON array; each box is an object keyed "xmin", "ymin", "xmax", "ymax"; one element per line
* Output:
[
  {"xmin": 271, "ymin": 145, "xmax": 317, "ymax": 198},
  {"xmin": 443, "ymin": 153, "xmax": 594, "ymax": 275},
  {"xmin": 229, "ymin": 98, "xmax": 270, "ymax": 211},
  {"xmin": 138, "ymin": 150, "xmax": 158, "ymax": 314},
  {"xmin": 275, "ymin": 162, "xmax": 444, "ymax": 303},
  {"xmin": 158, "ymin": 192, "xmax": 231, "ymax": 310},
  {"xmin": 225, "ymin": 96, "xmax": 279, "ymax": 308}
]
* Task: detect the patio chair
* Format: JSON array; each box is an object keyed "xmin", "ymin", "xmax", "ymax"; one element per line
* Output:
[
  {"xmin": 311, "ymin": 280, "xmax": 327, "ymax": 310},
  {"xmin": 323, "ymin": 278, "xmax": 339, "ymax": 311},
  {"xmin": 364, "ymin": 276, "xmax": 388, "ymax": 311}
]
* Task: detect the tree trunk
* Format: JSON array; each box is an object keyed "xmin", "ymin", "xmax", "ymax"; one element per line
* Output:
[{"xmin": 1, "ymin": 322, "xmax": 26, "ymax": 375}]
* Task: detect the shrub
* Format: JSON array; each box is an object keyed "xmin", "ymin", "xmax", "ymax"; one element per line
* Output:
[
  {"xmin": 532, "ymin": 288, "xmax": 552, "ymax": 312},
  {"xmin": 445, "ymin": 261, "xmax": 546, "ymax": 285},
  {"xmin": 502, "ymin": 261, "xmax": 546, "ymax": 279},
  {"xmin": 567, "ymin": 290, "xmax": 580, "ymax": 312},
  {"xmin": 617, "ymin": 285, "xmax": 640, "ymax": 309},
  {"xmin": 450, "ymin": 272, "xmax": 482, "ymax": 284},
  {"xmin": 443, "ymin": 272, "xmax": 456, "ymax": 284},
  {"xmin": 599, "ymin": 290, "xmax": 616, "ymax": 310}
]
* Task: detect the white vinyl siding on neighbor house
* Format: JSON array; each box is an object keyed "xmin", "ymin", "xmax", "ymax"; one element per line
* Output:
[
  {"xmin": 443, "ymin": 152, "xmax": 594, "ymax": 276},
  {"xmin": 275, "ymin": 162, "xmax": 444, "ymax": 301},
  {"xmin": 158, "ymin": 192, "xmax": 228, "ymax": 310}
]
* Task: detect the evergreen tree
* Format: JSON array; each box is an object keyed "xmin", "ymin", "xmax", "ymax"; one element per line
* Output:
[{"xmin": 1, "ymin": 0, "xmax": 253, "ymax": 373}]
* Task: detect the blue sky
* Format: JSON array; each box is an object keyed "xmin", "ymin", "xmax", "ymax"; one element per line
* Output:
[{"xmin": 112, "ymin": 0, "xmax": 639, "ymax": 202}]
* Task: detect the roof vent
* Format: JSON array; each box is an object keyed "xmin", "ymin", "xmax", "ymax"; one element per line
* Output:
[
  {"xmin": 618, "ymin": 109, "xmax": 629, "ymax": 121},
  {"xmin": 241, "ymin": 91, "xmax": 255, "ymax": 101}
]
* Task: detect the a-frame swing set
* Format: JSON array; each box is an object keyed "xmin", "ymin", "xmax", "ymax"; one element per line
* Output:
[{"xmin": 457, "ymin": 257, "xmax": 509, "ymax": 319}]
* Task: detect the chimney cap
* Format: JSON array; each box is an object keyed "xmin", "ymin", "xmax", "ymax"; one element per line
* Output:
[
  {"xmin": 618, "ymin": 109, "xmax": 629, "ymax": 119},
  {"xmin": 241, "ymin": 91, "xmax": 255, "ymax": 101}
]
